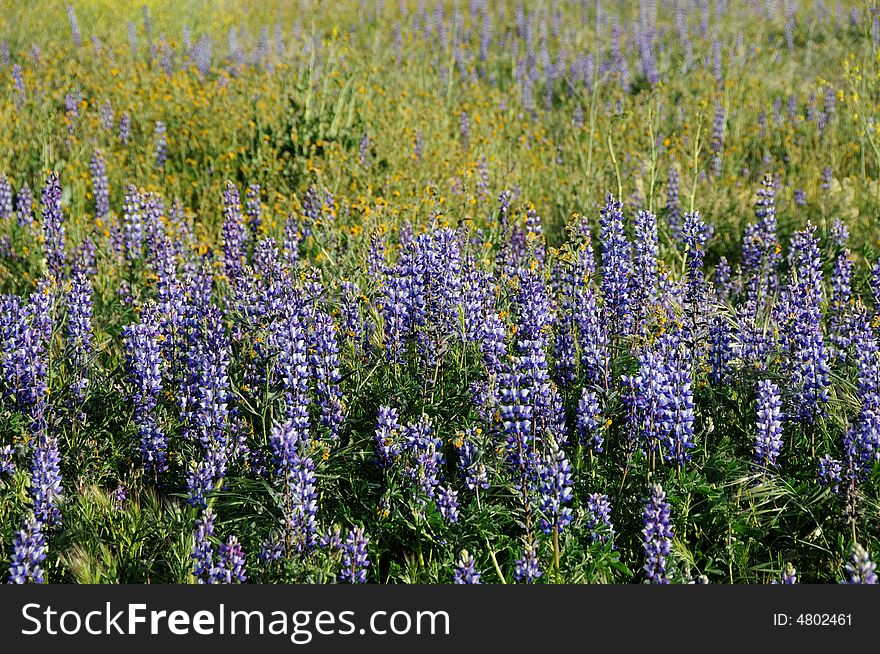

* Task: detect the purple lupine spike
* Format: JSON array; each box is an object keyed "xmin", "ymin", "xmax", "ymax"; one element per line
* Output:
[
  {"xmin": 436, "ymin": 484, "xmax": 460, "ymax": 522},
  {"xmin": 714, "ymin": 256, "xmax": 733, "ymax": 299},
  {"xmin": 577, "ymin": 388, "xmax": 604, "ymax": 453},
  {"xmin": 210, "ymin": 536, "xmax": 247, "ymax": 584},
  {"xmin": 632, "ymin": 210, "xmax": 659, "ymax": 327},
  {"xmin": 843, "ymin": 543, "xmax": 878, "ymax": 584},
  {"xmin": 13, "ymin": 64, "xmax": 26, "ymax": 106},
  {"xmin": 683, "ymin": 211, "xmax": 708, "ymax": 325},
  {"xmin": 774, "ymin": 563, "xmax": 798, "ymax": 584},
  {"xmin": 786, "ymin": 224, "xmax": 830, "ymax": 424},
  {"xmin": 586, "ymin": 493, "xmax": 615, "ymax": 545},
  {"xmin": 339, "ymin": 527, "xmax": 370, "ymax": 583},
  {"xmin": 367, "ymin": 228, "xmax": 386, "ymax": 279},
  {"xmin": 118, "ymin": 113, "xmax": 131, "ymax": 144},
  {"xmin": 191, "ymin": 508, "xmax": 216, "ymax": 583},
  {"xmin": 17, "ymin": 183, "xmax": 34, "ymax": 228},
  {"xmin": 245, "ymin": 183, "xmax": 262, "ymax": 236},
  {"xmin": 30, "ymin": 432, "xmax": 63, "ymax": 529},
  {"xmin": 452, "ymin": 551, "xmax": 481, "ymax": 584},
  {"xmin": 181, "ymin": 308, "xmax": 233, "ymax": 507},
  {"xmin": 818, "ymin": 454, "xmax": 843, "ymax": 494},
  {"xmin": 221, "ymin": 181, "xmax": 248, "ymax": 283},
  {"xmin": 154, "ymin": 121, "xmax": 167, "ymax": 170},
  {"xmin": 66, "ymin": 269, "xmax": 93, "ymax": 403},
  {"xmin": 708, "ymin": 315, "xmax": 733, "ymax": 386},
  {"xmin": 514, "ymin": 542, "xmax": 541, "ymax": 583},
  {"xmin": 0, "ymin": 174, "xmax": 12, "ymax": 221},
  {"xmin": 0, "ymin": 445, "xmax": 15, "ymax": 477},
  {"xmin": 123, "ymin": 306, "xmax": 167, "ymax": 473},
  {"xmin": 455, "ymin": 428, "xmax": 489, "ymax": 490},
  {"xmin": 269, "ymin": 419, "xmax": 317, "ymax": 554},
  {"xmin": 401, "ymin": 415, "xmax": 445, "ymax": 503},
  {"xmin": 598, "ymin": 194, "xmax": 632, "ymax": 337},
  {"xmin": 41, "ymin": 173, "xmax": 67, "ymax": 277},
  {"xmin": 755, "ymin": 380, "xmax": 784, "ymax": 469},
  {"xmin": 742, "ymin": 175, "xmax": 780, "ymax": 303},
  {"xmin": 99, "ymin": 100, "xmax": 114, "ymax": 132},
  {"xmin": 7, "ymin": 514, "xmax": 47, "ymax": 584},
  {"xmin": 122, "ymin": 185, "xmax": 145, "ymax": 261},
  {"xmin": 90, "ymin": 151, "xmax": 110, "ymax": 219},
  {"xmin": 643, "ymin": 483, "xmax": 673, "ymax": 584},
  {"xmin": 311, "ymin": 311, "xmax": 344, "ymax": 441},
  {"xmin": 459, "ymin": 110, "xmax": 470, "ymax": 149},
  {"xmin": 374, "ymin": 405, "xmax": 403, "ymax": 467},
  {"xmin": 537, "ymin": 438, "xmax": 573, "ymax": 536}
]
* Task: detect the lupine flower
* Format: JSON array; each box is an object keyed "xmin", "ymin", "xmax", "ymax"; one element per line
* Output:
[
  {"xmin": 340, "ymin": 527, "xmax": 370, "ymax": 583},
  {"xmin": 436, "ymin": 484, "xmax": 460, "ymax": 522},
  {"xmin": 374, "ymin": 405, "xmax": 403, "ymax": 467},
  {"xmin": 683, "ymin": 211, "xmax": 709, "ymax": 327},
  {"xmin": 41, "ymin": 173, "xmax": 67, "ymax": 277},
  {"xmin": 67, "ymin": 4, "xmax": 82, "ymax": 46},
  {"xmin": 586, "ymin": 493, "xmax": 615, "ymax": 545},
  {"xmin": 577, "ymin": 388, "xmax": 604, "ymax": 453},
  {"xmin": 181, "ymin": 308, "xmax": 233, "ymax": 507},
  {"xmin": 843, "ymin": 543, "xmax": 878, "ymax": 584},
  {"xmin": 537, "ymin": 438, "xmax": 573, "ymax": 536},
  {"xmin": 12, "ymin": 64, "xmax": 26, "ymax": 105},
  {"xmin": 123, "ymin": 307, "xmax": 167, "ymax": 472},
  {"xmin": 210, "ymin": 536, "xmax": 247, "ymax": 584},
  {"xmin": 401, "ymin": 415, "xmax": 444, "ymax": 502},
  {"xmin": 598, "ymin": 194, "xmax": 632, "ymax": 336},
  {"xmin": 191, "ymin": 509, "xmax": 216, "ymax": 583},
  {"xmin": 643, "ymin": 483, "xmax": 673, "ymax": 584},
  {"xmin": 514, "ymin": 542, "xmax": 542, "ymax": 583},
  {"xmin": 270, "ymin": 419, "xmax": 317, "ymax": 554},
  {"xmin": 785, "ymin": 224, "xmax": 830, "ymax": 423},
  {"xmin": 119, "ymin": 113, "xmax": 131, "ymax": 144},
  {"xmin": 631, "ymin": 210, "xmax": 659, "ymax": 326},
  {"xmin": 66, "ymin": 269, "xmax": 93, "ymax": 403},
  {"xmin": 7, "ymin": 514, "xmax": 47, "ymax": 584},
  {"xmin": 742, "ymin": 175, "xmax": 780, "ymax": 303},
  {"xmin": 708, "ymin": 315, "xmax": 733, "ymax": 385},
  {"xmin": 817, "ymin": 454, "xmax": 843, "ymax": 494},
  {"xmin": 221, "ymin": 181, "xmax": 248, "ymax": 283},
  {"xmin": 30, "ymin": 433, "xmax": 63, "ymax": 528},
  {"xmin": 154, "ymin": 121, "xmax": 167, "ymax": 170},
  {"xmin": 0, "ymin": 175, "xmax": 12, "ymax": 221},
  {"xmin": 311, "ymin": 311, "xmax": 344, "ymax": 441},
  {"xmin": 90, "ymin": 151, "xmax": 110, "ymax": 219},
  {"xmin": 656, "ymin": 330, "xmax": 696, "ymax": 467},
  {"xmin": 755, "ymin": 380, "xmax": 784, "ymax": 469},
  {"xmin": 455, "ymin": 428, "xmax": 489, "ymax": 490},
  {"xmin": 665, "ymin": 165, "xmax": 682, "ymax": 242},
  {"xmin": 452, "ymin": 551, "xmax": 481, "ymax": 584},
  {"xmin": 0, "ymin": 445, "xmax": 15, "ymax": 477},
  {"xmin": 245, "ymin": 183, "xmax": 262, "ymax": 236},
  {"xmin": 710, "ymin": 101, "xmax": 725, "ymax": 176},
  {"xmin": 459, "ymin": 111, "xmax": 470, "ymax": 149},
  {"xmin": 99, "ymin": 100, "xmax": 114, "ymax": 131}
]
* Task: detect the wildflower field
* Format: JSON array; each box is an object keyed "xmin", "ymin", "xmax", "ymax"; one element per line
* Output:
[{"xmin": 1, "ymin": 0, "xmax": 880, "ymax": 585}]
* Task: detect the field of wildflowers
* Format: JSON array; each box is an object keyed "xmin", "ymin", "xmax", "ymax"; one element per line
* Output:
[{"xmin": 1, "ymin": 0, "xmax": 880, "ymax": 585}]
